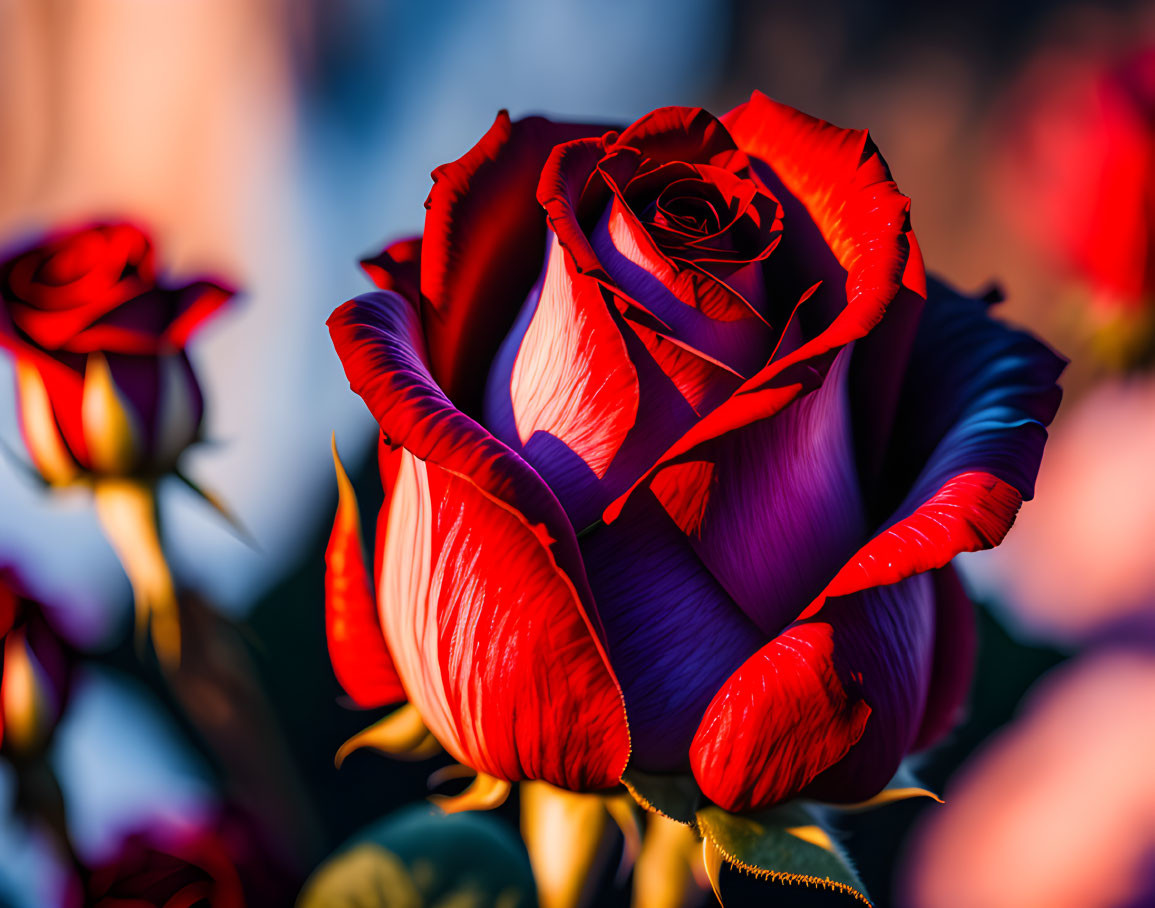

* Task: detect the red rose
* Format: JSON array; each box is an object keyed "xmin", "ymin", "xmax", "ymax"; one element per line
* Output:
[
  {"xmin": 996, "ymin": 45, "xmax": 1155, "ymax": 314},
  {"xmin": 326, "ymin": 97, "xmax": 1063, "ymax": 813},
  {"xmin": 84, "ymin": 826, "xmax": 245, "ymax": 908},
  {"xmin": 0, "ymin": 222, "xmax": 233, "ymax": 483}
]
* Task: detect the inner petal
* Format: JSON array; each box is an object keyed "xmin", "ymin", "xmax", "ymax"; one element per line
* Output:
[{"xmin": 652, "ymin": 345, "xmax": 866, "ymax": 637}]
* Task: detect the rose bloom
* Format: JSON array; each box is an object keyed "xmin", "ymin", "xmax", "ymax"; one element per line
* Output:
[
  {"xmin": 0, "ymin": 222, "xmax": 233, "ymax": 485},
  {"xmin": 0, "ymin": 569, "xmax": 71, "ymax": 760},
  {"xmin": 326, "ymin": 97, "xmax": 1063, "ymax": 812},
  {"xmin": 995, "ymin": 45, "xmax": 1155, "ymax": 314}
]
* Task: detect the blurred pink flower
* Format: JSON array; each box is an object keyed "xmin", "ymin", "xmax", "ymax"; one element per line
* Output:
[
  {"xmin": 975, "ymin": 372, "xmax": 1155, "ymax": 643},
  {"xmin": 903, "ymin": 648, "xmax": 1155, "ymax": 908}
]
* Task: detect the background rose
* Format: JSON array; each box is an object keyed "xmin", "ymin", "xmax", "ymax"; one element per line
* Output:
[
  {"xmin": 0, "ymin": 222, "xmax": 233, "ymax": 483},
  {"xmin": 82, "ymin": 824, "xmax": 245, "ymax": 908},
  {"xmin": 994, "ymin": 45, "xmax": 1155, "ymax": 322},
  {"xmin": 325, "ymin": 96, "xmax": 1063, "ymax": 814},
  {"xmin": 0, "ymin": 569, "xmax": 72, "ymax": 759}
]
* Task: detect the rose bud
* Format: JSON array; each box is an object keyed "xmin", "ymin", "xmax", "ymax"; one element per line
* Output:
[
  {"xmin": 0, "ymin": 222, "xmax": 235, "ymax": 668},
  {"xmin": 0, "ymin": 570, "xmax": 72, "ymax": 760},
  {"xmin": 325, "ymin": 98, "xmax": 1062, "ymax": 876},
  {"xmin": 0, "ymin": 221, "xmax": 231, "ymax": 484}
]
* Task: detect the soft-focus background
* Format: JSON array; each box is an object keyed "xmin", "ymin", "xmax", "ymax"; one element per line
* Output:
[{"xmin": 3, "ymin": 1, "xmax": 1155, "ymax": 905}]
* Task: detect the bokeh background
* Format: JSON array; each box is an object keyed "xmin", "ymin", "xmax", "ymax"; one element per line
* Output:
[{"xmin": 2, "ymin": 1, "xmax": 1155, "ymax": 905}]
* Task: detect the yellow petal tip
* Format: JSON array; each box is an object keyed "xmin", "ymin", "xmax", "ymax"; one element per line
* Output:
[{"xmin": 430, "ymin": 773, "xmax": 511, "ymax": 814}]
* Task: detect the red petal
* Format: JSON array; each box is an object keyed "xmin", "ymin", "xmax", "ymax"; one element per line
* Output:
[
  {"xmin": 691, "ymin": 572, "xmax": 936, "ymax": 811},
  {"xmin": 818, "ymin": 471, "xmax": 1023, "ymax": 604},
  {"xmin": 912, "ymin": 565, "xmax": 977, "ymax": 751},
  {"xmin": 325, "ymin": 439, "xmax": 405, "ymax": 709},
  {"xmin": 328, "ymin": 289, "xmax": 629, "ymax": 785},
  {"xmin": 613, "ymin": 106, "xmax": 741, "ymax": 168},
  {"xmin": 163, "ymin": 280, "xmax": 236, "ymax": 349},
  {"xmin": 722, "ymin": 91, "xmax": 924, "ymax": 300},
  {"xmin": 7, "ymin": 349, "xmax": 89, "ymax": 470},
  {"xmin": 538, "ymin": 136, "xmax": 614, "ymax": 277},
  {"xmin": 690, "ymin": 619, "xmax": 871, "ymax": 812},
  {"xmin": 360, "ymin": 237, "xmax": 422, "ymax": 302},
  {"xmin": 378, "ymin": 448, "xmax": 629, "ymax": 789},
  {"xmin": 421, "ymin": 112, "xmax": 612, "ymax": 412},
  {"xmin": 327, "ymin": 290, "xmax": 597, "ymax": 614}
]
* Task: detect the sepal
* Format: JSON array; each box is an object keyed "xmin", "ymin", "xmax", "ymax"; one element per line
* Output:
[
  {"xmin": 334, "ymin": 703, "xmax": 441, "ymax": 767},
  {"xmin": 694, "ymin": 803, "xmax": 870, "ymax": 905},
  {"xmin": 820, "ymin": 763, "xmax": 942, "ymax": 813},
  {"xmin": 622, "ymin": 768, "xmax": 703, "ymax": 825}
]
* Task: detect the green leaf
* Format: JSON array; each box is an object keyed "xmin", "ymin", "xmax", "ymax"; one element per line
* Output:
[
  {"xmin": 621, "ymin": 768, "xmax": 702, "ymax": 824},
  {"xmin": 696, "ymin": 805, "xmax": 871, "ymax": 905},
  {"xmin": 297, "ymin": 842, "xmax": 421, "ymax": 908},
  {"xmin": 298, "ymin": 805, "xmax": 536, "ymax": 907}
]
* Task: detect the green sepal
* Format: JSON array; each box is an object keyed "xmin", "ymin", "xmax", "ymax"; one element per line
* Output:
[
  {"xmin": 621, "ymin": 768, "xmax": 702, "ymax": 824},
  {"xmin": 696, "ymin": 804, "xmax": 871, "ymax": 905}
]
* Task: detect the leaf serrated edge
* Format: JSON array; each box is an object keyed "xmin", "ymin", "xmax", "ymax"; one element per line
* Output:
[
  {"xmin": 621, "ymin": 774, "xmax": 698, "ymax": 826},
  {"xmin": 698, "ymin": 824, "xmax": 872, "ymax": 906}
]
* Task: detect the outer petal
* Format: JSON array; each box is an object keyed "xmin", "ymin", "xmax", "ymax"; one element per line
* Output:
[
  {"xmin": 379, "ymin": 448, "xmax": 629, "ymax": 789},
  {"xmin": 6, "ymin": 345, "xmax": 89, "ymax": 472},
  {"xmin": 421, "ymin": 112, "xmax": 613, "ymax": 412},
  {"xmin": 912, "ymin": 565, "xmax": 977, "ymax": 751},
  {"xmin": 800, "ymin": 574, "xmax": 935, "ymax": 803},
  {"xmin": 690, "ymin": 573, "xmax": 934, "ymax": 812},
  {"xmin": 327, "ymin": 291, "xmax": 629, "ymax": 786},
  {"xmin": 44, "ymin": 281, "xmax": 234, "ymax": 355},
  {"xmin": 325, "ymin": 439, "xmax": 405, "ymax": 709},
  {"xmin": 579, "ymin": 492, "xmax": 764, "ymax": 772},
  {"xmin": 722, "ymin": 91, "xmax": 924, "ymax": 308},
  {"xmin": 360, "ymin": 237, "xmax": 422, "ymax": 301},
  {"xmin": 604, "ymin": 94, "xmax": 918, "ymax": 523},
  {"xmin": 817, "ymin": 279, "xmax": 1065, "ymax": 603},
  {"xmin": 327, "ymin": 290, "xmax": 595, "ymax": 608}
]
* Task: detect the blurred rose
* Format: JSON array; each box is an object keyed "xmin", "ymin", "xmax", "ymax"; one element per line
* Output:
[
  {"xmin": 326, "ymin": 97, "xmax": 1063, "ymax": 812},
  {"xmin": 995, "ymin": 44, "xmax": 1155, "ymax": 317},
  {"xmin": 0, "ymin": 221, "xmax": 233, "ymax": 484},
  {"xmin": 974, "ymin": 373, "xmax": 1155, "ymax": 644},
  {"xmin": 0, "ymin": 568, "xmax": 71, "ymax": 760},
  {"xmin": 903, "ymin": 648, "xmax": 1155, "ymax": 908},
  {"xmin": 82, "ymin": 822, "xmax": 245, "ymax": 908}
]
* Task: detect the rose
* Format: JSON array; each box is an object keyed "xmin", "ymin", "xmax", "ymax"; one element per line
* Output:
[
  {"xmin": 996, "ymin": 45, "xmax": 1155, "ymax": 315},
  {"xmin": 0, "ymin": 222, "xmax": 233, "ymax": 484},
  {"xmin": 0, "ymin": 569, "xmax": 72, "ymax": 759},
  {"xmin": 82, "ymin": 825, "xmax": 246, "ymax": 908},
  {"xmin": 326, "ymin": 95, "xmax": 1063, "ymax": 813}
]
